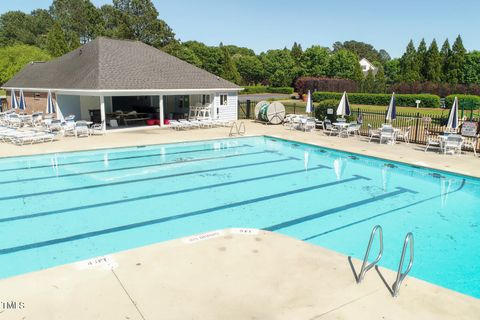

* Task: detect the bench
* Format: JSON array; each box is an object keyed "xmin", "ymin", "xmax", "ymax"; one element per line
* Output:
[{"xmin": 123, "ymin": 117, "xmax": 150, "ymax": 126}]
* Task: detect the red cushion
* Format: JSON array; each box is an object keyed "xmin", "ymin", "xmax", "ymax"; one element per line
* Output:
[{"xmin": 146, "ymin": 119, "xmax": 156, "ymax": 125}]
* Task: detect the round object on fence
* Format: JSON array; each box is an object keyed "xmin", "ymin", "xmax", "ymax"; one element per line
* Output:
[
  {"xmin": 254, "ymin": 101, "xmax": 269, "ymax": 119},
  {"xmin": 258, "ymin": 101, "xmax": 286, "ymax": 125}
]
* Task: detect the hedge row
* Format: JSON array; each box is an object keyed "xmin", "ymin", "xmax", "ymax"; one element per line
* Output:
[
  {"xmin": 241, "ymin": 85, "xmax": 294, "ymax": 95},
  {"xmin": 312, "ymin": 92, "xmax": 441, "ymax": 108},
  {"xmin": 390, "ymin": 82, "xmax": 480, "ymax": 96},
  {"xmin": 445, "ymin": 95, "xmax": 480, "ymax": 110}
]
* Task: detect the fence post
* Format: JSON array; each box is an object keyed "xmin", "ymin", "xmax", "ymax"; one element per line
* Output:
[
  {"xmin": 414, "ymin": 112, "xmax": 420, "ymax": 143},
  {"xmin": 246, "ymin": 100, "xmax": 251, "ymax": 119}
]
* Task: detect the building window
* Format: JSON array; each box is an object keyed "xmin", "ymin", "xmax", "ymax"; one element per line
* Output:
[
  {"xmin": 202, "ymin": 94, "xmax": 211, "ymax": 105},
  {"xmin": 219, "ymin": 94, "xmax": 228, "ymax": 106},
  {"xmin": 34, "ymin": 93, "xmax": 41, "ymax": 100}
]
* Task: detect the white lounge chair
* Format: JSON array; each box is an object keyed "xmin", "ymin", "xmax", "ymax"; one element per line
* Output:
[
  {"xmin": 380, "ymin": 127, "xmax": 395, "ymax": 144},
  {"xmin": 424, "ymin": 129, "xmax": 441, "ymax": 152},
  {"xmin": 443, "ymin": 134, "xmax": 464, "ymax": 155},
  {"xmin": 396, "ymin": 126, "xmax": 411, "ymax": 144},
  {"xmin": 322, "ymin": 120, "xmax": 339, "ymax": 136},
  {"xmin": 75, "ymin": 121, "xmax": 90, "ymax": 137}
]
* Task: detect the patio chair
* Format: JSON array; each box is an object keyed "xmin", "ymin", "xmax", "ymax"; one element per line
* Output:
[
  {"xmin": 462, "ymin": 135, "xmax": 478, "ymax": 157},
  {"xmin": 380, "ymin": 127, "xmax": 395, "ymax": 144},
  {"xmin": 90, "ymin": 121, "xmax": 105, "ymax": 135},
  {"xmin": 396, "ymin": 126, "xmax": 411, "ymax": 144},
  {"xmin": 303, "ymin": 119, "xmax": 316, "ymax": 132},
  {"xmin": 367, "ymin": 124, "xmax": 380, "ymax": 142},
  {"xmin": 443, "ymin": 134, "xmax": 464, "ymax": 155},
  {"xmin": 424, "ymin": 129, "xmax": 441, "ymax": 153},
  {"xmin": 322, "ymin": 119, "xmax": 339, "ymax": 136},
  {"xmin": 345, "ymin": 123, "xmax": 361, "ymax": 137},
  {"xmin": 75, "ymin": 121, "xmax": 90, "ymax": 137},
  {"xmin": 63, "ymin": 120, "xmax": 76, "ymax": 136}
]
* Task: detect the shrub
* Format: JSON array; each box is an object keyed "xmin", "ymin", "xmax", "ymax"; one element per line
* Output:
[
  {"xmin": 445, "ymin": 95, "xmax": 480, "ymax": 110},
  {"xmin": 390, "ymin": 81, "xmax": 480, "ymax": 96},
  {"xmin": 241, "ymin": 85, "xmax": 268, "ymax": 94},
  {"xmin": 312, "ymin": 92, "xmax": 441, "ymax": 108},
  {"xmin": 266, "ymin": 86, "xmax": 294, "ymax": 94},
  {"xmin": 295, "ymin": 77, "xmax": 359, "ymax": 96},
  {"xmin": 315, "ymin": 99, "xmax": 339, "ymax": 121},
  {"xmin": 240, "ymin": 86, "xmax": 294, "ymax": 95}
]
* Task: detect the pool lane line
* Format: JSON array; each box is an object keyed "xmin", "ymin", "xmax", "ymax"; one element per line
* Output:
[
  {"xmin": 0, "ymin": 174, "xmax": 365, "ymax": 255},
  {"xmin": 302, "ymin": 179, "xmax": 465, "ymax": 241},
  {"xmin": 264, "ymin": 187, "xmax": 417, "ymax": 232},
  {"xmin": 0, "ymin": 144, "xmax": 254, "ymax": 173},
  {"xmin": 0, "ymin": 150, "xmax": 279, "ymax": 185},
  {"xmin": 0, "ymin": 157, "xmax": 303, "ymax": 202},
  {"xmin": 0, "ymin": 157, "xmax": 311, "ymax": 217}
]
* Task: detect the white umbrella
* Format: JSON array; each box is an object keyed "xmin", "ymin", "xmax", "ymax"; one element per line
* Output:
[
  {"xmin": 382, "ymin": 166, "xmax": 389, "ymax": 192},
  {"xmin": 10, "ymin": 89, "xmax": 18, "ymax": 109},
  {"xmin": 440, "ymin": 178, "xmax": 452, "ymax": 208},
  {"xmin": 46, "ymin": 90, "xmax": 55, "ymax": 114},
  {"xmin": 446, "ymin": 97, "xmax": 458, "ymax": 131},
  {"xmin": 336, "ymin": 91, "xmax": 351, "ymax": 118},
  {"xmin": 305, "ymin": 90, "xmax": 312, "ymax": 114},
  {"xmin": 385, "ymin": 92, "xmax": 396, "ymax": 123},
  {"xmin": 18, "ymin": 89, "xmax": 26, "ymax": 111}
]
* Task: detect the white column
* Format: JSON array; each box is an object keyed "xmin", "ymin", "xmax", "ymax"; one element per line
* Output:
[
  {"xmin": 100, "ymin": 95, "xmax": 106, "ymax": 133},
  {"xmin": 159, "ymin": 95, "xmax": 164, "ymax": 127}
]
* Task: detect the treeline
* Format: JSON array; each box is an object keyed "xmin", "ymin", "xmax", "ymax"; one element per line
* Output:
[{"xmin": 1, "ymin": 0, "xmax": 480, "ymax": 95}]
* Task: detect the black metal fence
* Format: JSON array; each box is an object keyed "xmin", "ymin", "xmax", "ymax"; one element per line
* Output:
[{"xmin": 238, "ymin": 100, "xmax": 479, "ymax": 151}]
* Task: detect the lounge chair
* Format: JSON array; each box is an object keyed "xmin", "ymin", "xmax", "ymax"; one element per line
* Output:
[
  {"xmin": 443, "ymin": 134, "xmax": 464, "ymax": 155},
  {"xmin": 322, "ymin": 119, "xmax": 339, "ymax": 136},
  {"xmin": 424, "ymin": 129, "xmax": 441, "ymax": 152},
  {"xmin": 396, "ymin": 126, "xmax": 411, "ymax": 144},
  {"xmin": 380, "ymin": 127, "xmax": 395, "ymax": 144},
  {"xmin": 345, "ymin": 123, "xmax": 361, "ymax": 137},
  {"xmin": 90, "ymin": 121, "xmax": 105, "ymax": 135},
  {"xmin": 75, "ymin": 121, "xmax": 90, "ymax": 137}
]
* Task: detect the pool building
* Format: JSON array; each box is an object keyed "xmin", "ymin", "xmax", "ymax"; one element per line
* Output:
[{"xmin": 1, "ymin": 37, "xmax": 242, "ymax": 131}]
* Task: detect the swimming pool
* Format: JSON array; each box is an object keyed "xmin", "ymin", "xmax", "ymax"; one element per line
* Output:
[{"xmin": 0, "ymin": 136, "xmax": 479, "ymax": 297}]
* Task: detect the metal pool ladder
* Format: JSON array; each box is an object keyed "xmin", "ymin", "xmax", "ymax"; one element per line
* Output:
[
  {"xmin": 357, "ymin": 225, "xmax": 383, "ymax": 283},
  {"xmin": 392, "ymin": 232, "xmax": 414, "ymax": 297},
  {"xmin": 229, "ymin": 121, "xmax": 246, "ymax": 136}
]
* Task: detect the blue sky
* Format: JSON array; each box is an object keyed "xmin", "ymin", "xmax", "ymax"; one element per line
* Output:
[{"xmin": 2, "ymin": 0, "xmax": 479, "ymax": 58}]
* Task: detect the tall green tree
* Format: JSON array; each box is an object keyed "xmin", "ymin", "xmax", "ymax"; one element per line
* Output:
[
  {"xmin": 361, "ymin": 70, "xmax": 375, "ymax": 93},
  {"xmin": 50, "ymin": 0, "xmax": 101, "ymax": 44},
  {"xmin": 45, "ymin": 22, "xmax": 71, "ymax": 57},
  {"xmin": 183, "ymin": 41, "xmax": 223, "ymax": 75},
  {"xmin": 425, "ymin": 39, "xmax": 441, "ymax": 82},
  {"xmin": 463, "ymin": 51, "xmax": 480, "ymax": 85},
  {"xmin": 384, "ymin": 58, "xmax": 401, "ymax": 84},
  {"xmin": 440, "ymin": 39, "xmax": 451, "ymax": 82},
  {"xmin": 0, "ymin": 45, "xmax": 51, "ymax": 85},
  {"xmin": 333, "ymin": 40, "xmax": 388, "ymax": 64},
  {"xmin": 220, "ymin": 45, "xmax": 241, "ymax": 84},
  {"xmin": 374, "ymin": 66, "xmax": 387, "ymax": 93},
  {"xmin": 161, "ymin": 41, "xmax": 202, "ymax": 67},
  {"xmin": 327, "ymin": 49, "xmax": 363, "ymax": 81},
  {"xmin": 260, "ymin": 49, "xmax": 295, "ymax": 86},
  {"xmin": 290, "ymin": 42, "xmax": 303, "ymax": 63},
  {"xmin": 417, "ymin": 38, "xmax": 428, "ymax": 81},
  {"xmin": 0, "ymin": 11, "xmax": 37, "ymax": 46},
  {"xmin": 399, "ymin": 40, "xmax": 421, "ymax": 83},
  {"xmin": 447, "ymin": 35, "xmax": 466, "ymax": 85},
  {"xmin": 300, "ymin": 46, "xmax": 330, "ymax": 77},
  {"xmin": 102, "ymin": 0, "xmax": 175, "ymax": 48},
  {"xmin": 234, "ymin": 55, "xmax": 264, "ymax": 85}
]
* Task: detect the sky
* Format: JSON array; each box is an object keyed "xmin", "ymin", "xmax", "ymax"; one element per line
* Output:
[{"xmin": 2, "ymin": 0, "xmax": 480, "ymax": 58}]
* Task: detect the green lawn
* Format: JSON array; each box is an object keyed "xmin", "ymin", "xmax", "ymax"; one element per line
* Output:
[{"xmin": 277, "ymin": 99, "xmax": 480, "ymax": 118}]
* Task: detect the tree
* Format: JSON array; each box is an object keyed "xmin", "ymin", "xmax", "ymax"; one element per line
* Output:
[
  {"xmin": 333, "ymin": 40, "xmax": 388, "ymax": 64},
  {"xmin": 0, "ymin": 45, "xmax": 51, "ymax": 84},
  {"xmin": 291, "ymin": 42, "xmax": 303, "ymax": 63},
  {"xmin": 103, "ymin": 0, "xmax": 175, "ymax": 48},
  {"xmin": 425, "ymin": 39, "xmax": 441, "ymax": 82},
  {"xmin": 300, "ymin": 46, "xmax": 330, "ymax": 77},
  {"xmin": 260, "ymin": 49, "xmax": 296, "ymax": 86},
  {"xmin": 50, "ymin": 0, "xmax": 102, "ymax": 44},
  {"xmin": 447, "ymin": 35, "xmax": 466, "ymax": 85},
  {"xmin": 463, "ymin": 51, "xmax": 480, "ymax": 85},
  {"xmin": 234, "ymin": 55, "xmax": 264, "ymax": 85},
  {"xmin": 220, "ymin": 45, "xmax": 241, "ymax": 84},
  {"xmin": 183, "ymin": 41, "xmax": 224, "ymax": 76},
  {"xmin": 361, "ymin": 70, "xmax": 375, "ymax": 93},
  {"xmin": 384, "ymin": 58, "xmax": 401, "ymax": 84},
  {"xmin": 417, "ymin": 38, "xmax": 428, "ymax": 80},
  {"xmin": 327, "ymin": 49, "xmax": 363, "ymax": 81},
  {"xmin": 440, "ymin": 39, "xmax": 451, "ymax": 82},
  {"xmin": 378, "ymin": 49, "xmax": 391, "ymax": 62},
  {"xmin": 161, "ymin": 41, "xmax": 202, "ymax": 67},
  {"xmin": 374, "ymin": 66, "xmax": 387, "ymax": 93},
  {"xmin": 399, "ymin": 40, "xmax": 420, "ymax": 83},
  {"xmin": 45, "ymin": 22, "xmax": 70, "ymax": 57},
  {"xmin": 0, "ymin": 11, "xmax": 37, "ymax": 46}
]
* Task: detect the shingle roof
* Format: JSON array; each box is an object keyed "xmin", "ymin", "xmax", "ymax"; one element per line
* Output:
[{"xmin": 3, "ymin": 37, "xmax": 240, "ymax": 91}]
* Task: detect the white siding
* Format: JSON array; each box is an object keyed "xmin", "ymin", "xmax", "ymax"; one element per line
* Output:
[
  {"xmin": 214, "ymin": 92, "xmax": 238, "ymax": 121},
  {"xmin": 80, "ymin": 96, "xmax": 100, "ymax": 121}
]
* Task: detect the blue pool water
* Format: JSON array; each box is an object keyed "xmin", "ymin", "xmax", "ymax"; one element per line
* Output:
[{"xmin": 0, "ymin": 136, "xmax": 479, "ymax": 297}]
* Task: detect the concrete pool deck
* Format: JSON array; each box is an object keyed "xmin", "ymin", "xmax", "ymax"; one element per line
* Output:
[
  {"xmin": 0, "ymin": 122, "xmax": 479, "ymax": 319},
  {"xmin": 0, "ymin": 230, "xmax": 478, "ymax": 319}
]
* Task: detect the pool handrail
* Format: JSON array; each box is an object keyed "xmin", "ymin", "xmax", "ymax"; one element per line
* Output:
[
  {"xmin": 358, "ymin": 225, "xmax": 383, "ymax": 283},
  {"xmin": 392, "ymin": 232, "xmax": 414, "ymax": 297}
]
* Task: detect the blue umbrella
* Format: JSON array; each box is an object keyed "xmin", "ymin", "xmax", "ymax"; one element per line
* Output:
[
  {"xmin": 446, "ymin": 97, "xmax": 458, "ymax": 131},
  {"xmin": 386, "ymin": 92, "xmax": 396, "ymax": 123},
  {"xmin": 10, "ymin": 89, "xmax": 19, "ymax": 109},
  {"xmin": 18, "ymin": 89, "xmax": 26, "ymax": 111},
  {"xmin": 46, "ymin": 90, "xmax": 55, "ymax": 114}
]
